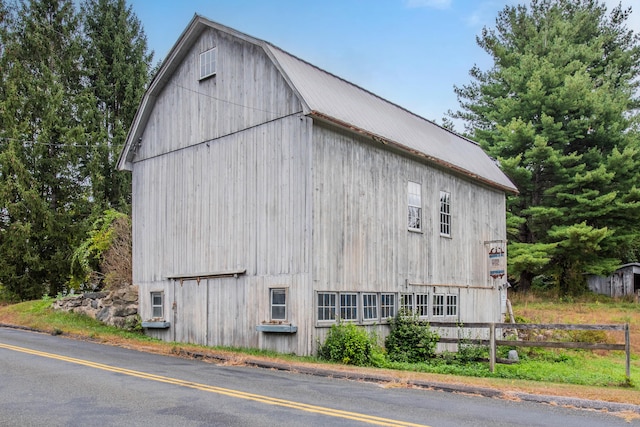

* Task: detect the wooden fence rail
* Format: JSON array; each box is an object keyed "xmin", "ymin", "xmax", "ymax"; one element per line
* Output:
[{"xmin": 428, "ymin": 322, "xmax": 631, "ymax": 381}]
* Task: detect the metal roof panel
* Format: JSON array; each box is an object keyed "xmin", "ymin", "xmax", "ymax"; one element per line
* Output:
[{"xmin": 266, "ymin": 44, "xmax": 517, "ymax": 193}]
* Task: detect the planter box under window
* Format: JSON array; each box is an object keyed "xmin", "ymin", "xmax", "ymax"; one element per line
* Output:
[
  {"xmin": 141, "ymin": 321, "xmax": 171, "ymax": 329},
  {"xmin": 256, "ymin": 324, "xmax": 297, "ymax": 334}
]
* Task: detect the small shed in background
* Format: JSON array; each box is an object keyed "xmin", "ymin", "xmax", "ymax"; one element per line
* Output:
[{"xmin": 587, "ymin": 263, "xmax": 640, "ymax": 298}]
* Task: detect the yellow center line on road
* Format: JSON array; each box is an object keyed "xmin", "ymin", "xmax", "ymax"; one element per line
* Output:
[{"xmin": 0, "ymin": 342, "xmax": 431, "ymax": 427}]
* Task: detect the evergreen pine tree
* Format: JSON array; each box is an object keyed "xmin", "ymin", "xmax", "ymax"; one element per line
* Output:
[
  {"xmin": 81, "ymin": 0, "xmax": 153, "ymax": 212},
  {"xmin": 0, "ymin": 0, "xmax": 90, "ymax": 299},
  {"xmin": 452, "ymin": 0, "xmax": 640, "ymax": 294},
  {"xmin": 0, "ymin": 0, "xmax": 152, "ymax": 299}
]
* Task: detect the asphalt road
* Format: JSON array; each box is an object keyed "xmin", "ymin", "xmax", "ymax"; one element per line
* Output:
[{"xmin": 0, "ymin": 327, "xmax": 636, "ymax": 427}]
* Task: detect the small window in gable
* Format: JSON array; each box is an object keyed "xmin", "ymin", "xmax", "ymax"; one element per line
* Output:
[{"xmin": 199, "ymin": 47, "xmax": 217, "ymax": 80}]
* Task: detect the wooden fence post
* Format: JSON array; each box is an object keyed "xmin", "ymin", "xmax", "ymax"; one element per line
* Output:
[
  {"xmin": 489, "ymin": 323, "xmax": 496, "ymax": 373},
  {"xmin": 626, "ymin": 323, "xmax": 631, "ymax": 383}
]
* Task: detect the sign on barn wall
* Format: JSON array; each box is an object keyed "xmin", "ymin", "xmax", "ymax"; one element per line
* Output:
[{"xmin": 488, "ymin": 247, "xmax": 505, "ymax": 279}]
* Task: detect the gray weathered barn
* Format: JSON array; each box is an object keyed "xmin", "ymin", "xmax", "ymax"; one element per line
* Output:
[
  {"xmin": 587, "ymin": 263, "xmax": 640, "ymax": 299},
  {"xmin": 117, "ymin": 15, "xmax": 518, "ymax": 356}
]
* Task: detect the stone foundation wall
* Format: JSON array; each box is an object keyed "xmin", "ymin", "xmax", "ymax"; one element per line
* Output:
[{"xmin": 52, "ymin": 285, "xmax": 138, "ymax": 329}]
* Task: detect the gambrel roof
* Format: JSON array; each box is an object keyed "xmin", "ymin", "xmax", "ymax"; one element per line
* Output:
[{"xmin": 119, "ymin": 14, "xmax": 518, "ymax": 194}]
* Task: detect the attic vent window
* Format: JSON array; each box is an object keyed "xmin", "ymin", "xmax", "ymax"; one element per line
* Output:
[{"xmin": 199, "ymin": 47, "xmax": 217, "ymax": 79}]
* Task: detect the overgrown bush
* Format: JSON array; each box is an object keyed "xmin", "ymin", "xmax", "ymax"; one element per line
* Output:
[
  {"xmin": 0, "ymin": 284, "xmax": 18, "ymax": 304},
  {"xmin": 318, "ymin": 321, "xmax": 378, "ymax": 366},
  {"xmin": 70, "ymin": 210, "xmax": 132, "ymax": 291},
  {"xmin": 454, "ymin": 324, "xmax": 489, "ymax": 363},
  {"xmin": 124, "ymin": 315, "xmax": 144, "ymax": 333},
  {"xmin": 385, "ymin": 310, "xmax": 439, "ymax": 363},
  {"xmin": 99, "ymin": 215, "xmax": 132, "ymax": 290},
  {"xmin": 457, "ymin": 341, "xmax": 488, "ymax": 363}
]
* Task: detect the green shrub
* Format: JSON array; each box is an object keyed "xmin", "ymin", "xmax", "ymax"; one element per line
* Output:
[
  {"xmin": 456, "ymin": 341, "xmax": 488, "ymax": 363},
  {"xmin": 318, "ymin": 321, "xmax": 377, "ymax": 366},
  {"xmin": 453, "ymin": 324, "xmax": 489, "ymax": 363},
  {"xmin": 385, "ymin": 310, "xmax": 439, "ymax": 363},
  {"xmin": 124, "ymin": 315, "xmax": 144, "ymax": 333},
  {"xmin": 0, "ymin": 284, "xmax": 19, "ymax": 304},
  {"xmin": 70, "ymin": 209, "xmax": 131, "ymax": 291}
]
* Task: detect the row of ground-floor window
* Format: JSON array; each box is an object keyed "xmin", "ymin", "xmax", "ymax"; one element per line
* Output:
[
  {"xmin": 315, "ymin": 291, "xmax": 458, "ymax": 326},
  {"xmin": 147, "ymin": 289, "xmax": 459, "ymax": 327}
]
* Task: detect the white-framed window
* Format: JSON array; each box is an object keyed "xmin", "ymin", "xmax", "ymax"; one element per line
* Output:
[
  {"xmin": 316, "ymin": 291, "xmax": 456, "ymax": 325},
  {"xmin": 151, "ymin": 291, "xmax": 164, "ymax": 319},
  {"xmin": 317, "ymin": 292, "xmax": 337, "ymax": 321},
  {"xmin": 270, "ymin": 288, "xmax": 287, "ymax": 321},
  {"xmin": 408, "ymin": 181, "xmax": 422, "ymax": 231},
  {"xmin": 380, "ymin": 293, "xmax": 396, "ymax": 319},
  {"xmin": 446, "ymin": 294, "xmax": 458, "ymax": 317},
  {"xmin": 400, "ymin": 293, "xmax": 414, "ymax": 313},
  {"xmin": 340, "ymin": 293, "xmax": 358, "ymax": 321},
  {"xmin": 415, "ymin": 293, "xmax": 429, "ymax": 317},
  {"xmin": 199, "ymin": 47, "xmax": 217, "ymax": 79},
  {"xmin": 440, "ymin": 191, "xmax": 451, "ymax": 236},
  {"xmin": 362, "ymin": 293, "xmax": 378, "ymax": 321},
  {"xmin": 433, "ymin": 294, "xmax": 445, "ymax": 317}
]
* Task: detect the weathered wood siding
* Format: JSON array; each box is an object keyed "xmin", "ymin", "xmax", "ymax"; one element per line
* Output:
[
  {"xmin": 132, "ymin": 113, "xmax": 313, "ymax": 351},
  {"xmin": 588, "ymin": 265, "xmax": 640, "ymax": 297},
  {"xmin": 136, "ymin": 28, "xmax": 301, "ymax": 162},
  {"xmin": 310, "ymin": 122, "xmax": 507, "ymax": 347},
  {"xmin": 131, "ymin": 28, "xmax": 314, "ymax": 352},
  {"xmin": 132, "ymin": 115, "xmax": 310, "ymax": 281},
  {"xmin": 140, "ymin": 273, "xmax": 314, "ymax": 355}
]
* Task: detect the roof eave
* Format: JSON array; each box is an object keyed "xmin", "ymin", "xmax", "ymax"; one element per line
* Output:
[
  {"xmin": 263, "ymin": 44, "xmax": 312, "ymax": 115},
  {"xmin": 309, "ymin": 111, "xmax": 519, "ymax": 195},
  {"xmin": 118, "ymin": 14, "xmax": 208, "ymax": 171}
]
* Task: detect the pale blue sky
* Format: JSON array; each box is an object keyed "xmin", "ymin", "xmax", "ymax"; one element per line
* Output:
[{"xmin": 129, "ymin": 0, "xmax": 639, "ymax": 129}]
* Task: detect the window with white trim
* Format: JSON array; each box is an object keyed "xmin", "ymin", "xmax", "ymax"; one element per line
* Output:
[
  {"xmin": 433, "ymin": 294, "xmax": 445, "ymax": 317},
  {"xmin": 380, "ymin": 293, "xmax": 396, "ymax": 319},
  {"xmin": 199, "ymin": 47, "xmax": 217, "ymax": 79},
  {"xmin": 270, "ymin": 288, "xmax": 287, "ymax": 321},
  {"xmin": 151, "ymin": 292, "xmax": 164, "ymax": 319},
  {"xmin": 317, "ymin": 292, "xmax": 336, "ymax": 321},
  {"xmin": 408, "ymin": 181, "xmax": 422, "ymax": 231},
  {"xmin": 400, "ymin": 293, "xmax": 414, "ymax": 313},
  {"xmin": 315, "ymin": 291, "xmax": 456, "ymax": 325},
  {"xmin": 446, "ymin": 294, "xmax": 458, "ymax": 317},
  {"xmin": 362, "ymin": 293, "xmax": 378, "ymax": 321},
  {"xmin": 416, "ymin": 293, "xmax": 429, "ymax": 317},
  {"xmin": 440, "ymin": 191, "xmax": 451, "ymax": 236},
  {"xmin": 340, "ymin": 293, "xmax": 358, "ymax": 321}
]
